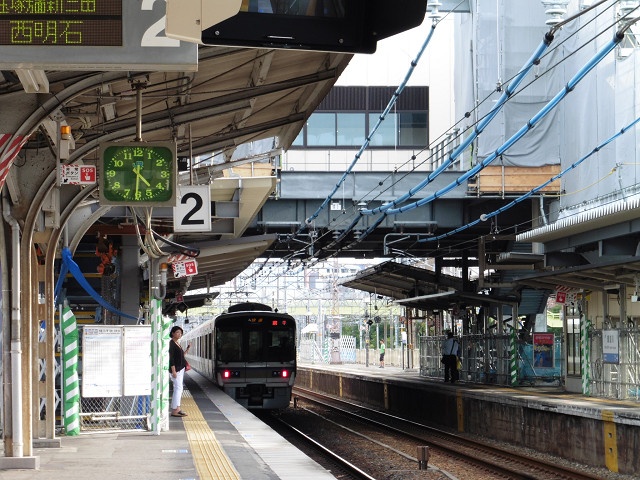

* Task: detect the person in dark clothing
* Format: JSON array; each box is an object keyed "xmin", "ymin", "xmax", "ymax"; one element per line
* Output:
[
  {"xmin": 441, "ymin": 331, "xmax": 460, "ymax": 383},
  {"xmin": 169, "ymin": 326, "xmax": 190, "ymax": 417}
]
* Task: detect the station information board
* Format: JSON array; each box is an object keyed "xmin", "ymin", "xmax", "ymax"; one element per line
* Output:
[
  {"xmin": 0, "ymin": 0, "xmax": 122, "ymax": 46},
  {"xmin": 82, "ymin": 325, "xmax": 152, "ymax": 398}
]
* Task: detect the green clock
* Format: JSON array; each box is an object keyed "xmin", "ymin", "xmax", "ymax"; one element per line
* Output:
[{"xmin": 99, "ymin": 142, "xmax": 177, "ymax": 206}]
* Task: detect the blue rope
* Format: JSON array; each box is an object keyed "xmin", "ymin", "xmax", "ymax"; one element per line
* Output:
[
  {"xmin": 320, "ymin": 29, "xmax": 557, "ymax": 250},
  {"xmin": 340, "ymin": 30, "xmax": 623, "ymax": 252},
  {"xmin": 60, "ymin": 247, "xmax": 138, "ymax": 321},
  {"xmin": 420, "ymin": 114, "xmax": 640, "ymax": 243},
  {"xmin": 363, "ymin": 33, "xmax": 554, "ymax": 216},
  {"xmin": 384, "ymin": 32, "xmax": 623, "ymax": 217},
  {"xmin": 298, "ymin": 22, "xmax": 439, "ymax": 234}
]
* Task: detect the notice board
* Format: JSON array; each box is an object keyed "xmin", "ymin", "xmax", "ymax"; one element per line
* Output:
[
  {"xmin": 123, "ymin": 326, "xmax": 152, "ymax": 396},
  {"xmin": 82, "ymin": 325, "xmax": 151, "ymax": 398}
]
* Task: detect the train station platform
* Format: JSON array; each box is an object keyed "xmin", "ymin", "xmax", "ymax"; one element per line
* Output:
[
  {"xmin": 0, "ymin": 370, "xmax": 335, "ymax": 480},
  {"xmin": 297, "ymin": 362, "xmax": 640, "ymax": 476}
]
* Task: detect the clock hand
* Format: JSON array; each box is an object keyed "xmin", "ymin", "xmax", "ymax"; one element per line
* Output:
[
  {"xmin": 134, "ymin": 165, "xmax": 140, "ymax": 199},
  {"xmin": 132, "ymin": 165, "xmax": 151, "ymax": 186}
]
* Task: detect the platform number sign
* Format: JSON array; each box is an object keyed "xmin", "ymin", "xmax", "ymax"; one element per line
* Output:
[{"xmin": 173, "ymin": 185, "xmax": 211, "ymax": 232}]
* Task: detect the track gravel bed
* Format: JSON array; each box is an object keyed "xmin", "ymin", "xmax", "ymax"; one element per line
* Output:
[
  {"xmin": 279, "ymin": 389, "xmax": 638, "ymax": 480},
  {"xmin": 267, "ymin": 402, "xmax": 512, "ymax": 480}
]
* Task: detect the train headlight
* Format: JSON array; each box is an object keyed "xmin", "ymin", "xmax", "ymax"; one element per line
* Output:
[
  {"xmin": 223, "ymin": 370, "xmax": 231, "ymax": 379},
  {"xmin": 282, "ymin": 370, "xmax": 289, "ymax": 378}
]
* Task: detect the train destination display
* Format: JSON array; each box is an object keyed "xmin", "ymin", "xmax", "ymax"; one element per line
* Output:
[{"xmin": 0, "ymin": 0, "xmax": 122, "ymax": 46}]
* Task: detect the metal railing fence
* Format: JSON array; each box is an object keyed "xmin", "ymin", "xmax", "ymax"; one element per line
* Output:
[
  {"xmin": 419, "ymin": 334, "xmax": 564, "ymax": 386},
  {"xmin": 589, "ymin": 328, "xmax": 640, "ymax": 401},
  {"xmin": 79, "ymin": 396, "xmax": 151, "ymax": 432}
]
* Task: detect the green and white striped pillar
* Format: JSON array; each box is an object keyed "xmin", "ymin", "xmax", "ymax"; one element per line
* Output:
[
  {"xmin": 61, "ymin": 306, "xmax": 80, "ymax": 435},
  {"xmin": 150, "ymin": 298, "xmax": 162, "ymax": 434},
  {"xmin": 509, "ymin": 326, "xmax": 518, "ymax": 386},
  {"xmin": 160, "ymin": 313, "xmax": 172, "ymax": 431},
  {"xmin": 581, "ymin": 315, "xmax": 591, "ymax": 395}
]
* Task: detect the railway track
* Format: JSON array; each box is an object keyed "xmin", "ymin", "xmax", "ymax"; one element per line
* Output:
[
  {"xmin": 289, "ymin": 386, "xmax": 608, "ymax": 480},
  {"xmin": 260, "ymin": 412, "xmax": 378, "ymax": 480}
]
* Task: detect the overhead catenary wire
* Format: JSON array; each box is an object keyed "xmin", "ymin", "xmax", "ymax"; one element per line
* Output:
[
  {"xmin": 343, "ymin": 24, "xmax": 626, "ymax": 253},
  {"xmin": 418, "ymin": 114, "xmax": 640, "ymax": 243},
  {"xmin": 264, "ymin": 25, "xmax": 629, "ymax": 284},
  {"xmin": 249, "ymin": 1, "xmax": 623, "ymax": 283},
  {"xmin": 383, "ymin": 36, "xmax": 625, "ymax": 218},
  {"xmin": 297, "ymin": 6, "xmax": 451, "ymax": 236},
  {"xmin": 361, "ymin": 32, "xmax": 556, "ymax": 217},
  {"xmin": 284, "ymin": 1, "xmax": 620, "ymax": 262}
]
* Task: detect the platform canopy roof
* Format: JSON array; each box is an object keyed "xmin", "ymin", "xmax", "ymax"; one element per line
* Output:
[
  {"xmin": 1, "ymin": 46, "xmax": 351, "ymax": 294},
  {"xmin": 339, "ymin": 260, "xmax": 516, "ymax": 311}
]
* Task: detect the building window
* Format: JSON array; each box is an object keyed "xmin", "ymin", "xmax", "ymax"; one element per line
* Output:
[
  {"xmin": 293, "ymin": 110, "xmax": 427, "ymax": 149},
  {"xmin": 290, "ymin": 86, "xmax": 428, "ymax": 149},
  {"xmin": 337, "ymin": 113, "xmax": 366, "ymax": 146},
  {"xmin": 292, "ymin": 129, "xmax": 304, "ymax": 146},
  {"xmin": 399, "ymin": 112, "xmax": 428, "ymax": 146},
  {"xmin": 307, "ymin": 113, "xmax": 336, "ymax": 146},
  {"xmin": 368, "ymin": 113, "xmax": 397, "ymax": 146}
]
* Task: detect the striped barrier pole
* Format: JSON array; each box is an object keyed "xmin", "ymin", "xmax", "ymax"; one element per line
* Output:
[
  {"xmin": 160, "ymin": 311, "xmax": 172, "ymax": 431},
  {"xmin": 61, "ymin": 306, "xmax": 80, "ymax": 435},
  {"xmin": 581, "ymin": 315, "xmax": 591, "ymax": 395},
  {"xmin": 323, "ymin": 337, "xmax": 329, "ymax": 363},
  {"xmin": 509, "ymin": 326, "xmax": 518, "ymax": 386}
]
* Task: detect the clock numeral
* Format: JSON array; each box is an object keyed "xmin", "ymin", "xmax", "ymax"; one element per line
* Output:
[
  {"xmin": 123, "ymin": 151, "xmax": 132, "ymax": 160},
  {"xmin": 155, "ymin": 158, "xmax": 166, "ymax": 167},
  {"xmin": 124, "ymin": 188, "xmax": 130, "ymax": 197},
  {"xmin": 146, "ymin": 189, "xmax": 153, "ymax": 197},
  {"xmin": 155, "ymin": 182, "xmax": 165, "ymax": 190},
  {"xmin": 133, "ymin": 147, "xmax": 144, "ymax": 157},
  {"xmin": 113, "ymin": 160, "xmax": 124, "ymax": 167},
  {"xmin": 135, "ymin": 191, "xmax": 142, "ymax": 200},
  {"xmin": 107, "ymin": 170, "xmax": 116, "ymax": 178},
  {"xmin": 113, "ymin": 182, "xmax": 121, "ymax": 189},
  {"xmin": 161, "ymin": 170, "xmax": 169, "ymax": 178}
]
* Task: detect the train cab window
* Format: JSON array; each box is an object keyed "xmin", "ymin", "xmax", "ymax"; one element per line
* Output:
[
  {"xmin": 267, "ymin": 330, "xmax": 295, "ymax": 362},
  {"xmin": 217, "ymin": 330, "xmax": 242, "ymax": 362}
]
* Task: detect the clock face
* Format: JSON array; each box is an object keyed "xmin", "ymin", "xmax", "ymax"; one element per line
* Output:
[{"xmin": 99, "ymin": 143, "xmax": 176, "ymax": 206}]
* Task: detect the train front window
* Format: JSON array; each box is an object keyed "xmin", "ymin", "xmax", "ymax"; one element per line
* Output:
[
  {"xmin": 217, "ymin": 329, "xmax": 242, "ymax": 362},
  {"xmin": 248, "ymin": 329, "xmax": 263, "ymax": 362},
  {"xmin": 266, "ymin": 328, "xmax": 295, "ymax": 362}
]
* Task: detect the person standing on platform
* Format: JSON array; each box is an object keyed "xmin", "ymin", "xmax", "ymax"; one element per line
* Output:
[
  {"xmin": 441, "ymin": 331, "xmax": 460, "ymax": 383},
  {"xmin": 379, "ymin": 340, "xmax": 385, "ymax": 368},
  {"xmin": 169, "ymin": 326, "xmax": 191, "ymax": 417}
]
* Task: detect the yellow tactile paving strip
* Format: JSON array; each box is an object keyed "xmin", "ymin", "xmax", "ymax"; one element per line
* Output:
[{"xmin": 180, "ymin": 391, "xmax": 241, "ymax": 480}]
